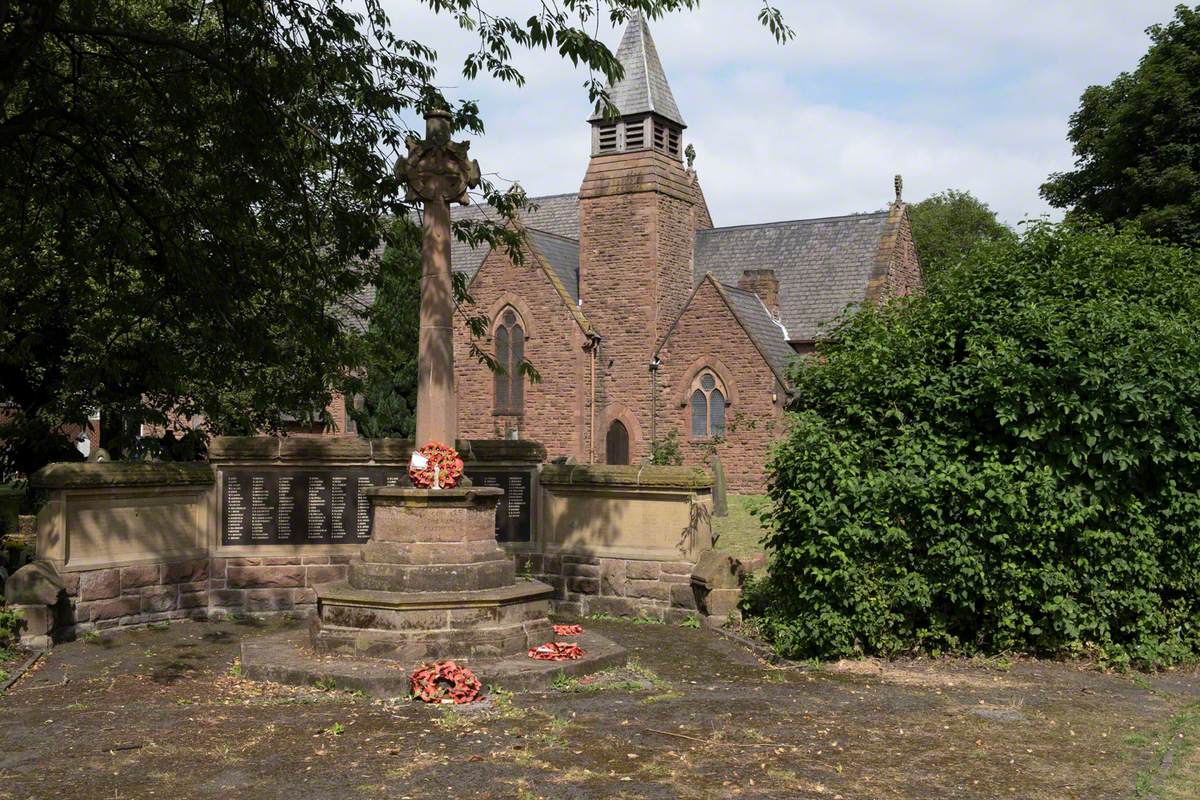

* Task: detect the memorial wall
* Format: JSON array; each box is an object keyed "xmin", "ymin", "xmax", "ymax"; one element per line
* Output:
[{"xmin": 23, "ymin": 439, "xmax": 717, "ymax": 640}]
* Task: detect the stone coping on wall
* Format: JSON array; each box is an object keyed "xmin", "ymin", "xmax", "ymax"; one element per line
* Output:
[
  {"xmin": 363, "ymin": 486, "xmax": 504, "ymax": 508},
  {"xmin": 209, "ymin": 436, "xmax": 547, "ymax": 465},
  {"xmin": 30, "ymin": 462, "xmax": 215, "ymax": 489},
  {"xmin": 539, "ymin": 463, "xmax": 712, "ymax": 489}
]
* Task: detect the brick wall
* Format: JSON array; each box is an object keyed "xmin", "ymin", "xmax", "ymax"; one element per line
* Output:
[
  {"xmin": 208, "ymin": 555, "xmax": 350, "ymax": 615},
  {"xmin": 655, "ymin": 279, "xmax": 785, "ymax": 492},
  {"xmin": 54, "ymin": 555, "xmax": 354, "ymax": 635},
  {"xmin": 580, "ymin": 189, "xmax": 658, "ymax": 461},
  {"xmin": 453, "ymin": 239, "xmax": 592, "ymax": 461}
]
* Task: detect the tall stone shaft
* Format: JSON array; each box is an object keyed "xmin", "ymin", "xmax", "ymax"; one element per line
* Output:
[
  {"xmin": 398, "ymin": 107, "xmax": 480, "ymax": 447},
  {"xmin": 417, "ymin": 191, "xmax": 455, "ymax": 447}
]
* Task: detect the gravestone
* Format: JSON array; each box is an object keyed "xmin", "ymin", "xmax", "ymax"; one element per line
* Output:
[{"xmin": 710, "ymin": 453, "xmax": 728, "ymax": 518}]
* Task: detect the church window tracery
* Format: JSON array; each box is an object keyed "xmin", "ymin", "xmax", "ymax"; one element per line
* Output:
[
  {"xmin": 494, "ymin": 308, "xmax": 525, "ymax": 415},
  {"xmin": 690, "ymin": 371, "xmax": 727, "ymax": 439}
]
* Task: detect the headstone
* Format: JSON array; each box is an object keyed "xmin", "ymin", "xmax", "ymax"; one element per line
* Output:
[{"xmin": 710, "ymin": 453, "xmax": 728, "ymax": 517}]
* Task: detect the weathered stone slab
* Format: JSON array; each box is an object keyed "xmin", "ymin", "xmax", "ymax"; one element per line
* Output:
[{"xmin": 5, "ymin": 560, "xmax": 64, "ymax": 606}]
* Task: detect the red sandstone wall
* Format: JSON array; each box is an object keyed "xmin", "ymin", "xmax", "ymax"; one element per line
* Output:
[
  {"xmin": 655, "ymin": 281, "xmax": 785, "ymax": 492},
  {"xmin": 885, "ymin": 207, "xmax": 923, "ymax": 297},
  {"xmin": 579, "ymin": 151, "xmax": 701, "ymax": 464},
  {"xmin": 453, "ymin": 242, "xmax": 591, "ymax": 461},
  {"xmin": 655, "ymin": 192, "xmax": 698, "ymax": 344},
  {"xmin": 579, "ymin": 190, "xmax": 658, "ymax": 461}
]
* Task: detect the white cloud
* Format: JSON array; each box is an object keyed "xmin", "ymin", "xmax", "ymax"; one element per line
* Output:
[{"xmin": 378, "ymin": 1, "xmax": 1185, "ymax": 225}]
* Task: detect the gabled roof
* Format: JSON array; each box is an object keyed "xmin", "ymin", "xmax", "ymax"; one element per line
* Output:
[
  {"xmin": 719, "ymin": 283, "xmax": 797, "ymax": 382},
  {"xmin": 694, "ymin": 211, "xmax": 892, "ymax": 342},
  {"xmin": 337, "ymin": 194, "xmax": 580, "ymax": 332},
  {"xmin": 656, "ymin": 274, "xmax": 795, "ymax": 388},
  {"xmin": 510, "ymin": 226, "xmax": 592, "ymax": 336},
  {"xmin": 448, "ymin": 193, "xmax": 580, "ymax": 280},
  {"xmin": 588, "ymin": 14, "xmax": 685, "ymax": 127},
  {"xmin": 526, "ymin": 229, "xmax": 579, "ymax": 302}
]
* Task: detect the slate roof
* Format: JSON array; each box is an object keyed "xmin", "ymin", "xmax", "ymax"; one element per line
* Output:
[
  {"xmin": 449, "ymin": 192, "xmax": 580, "ymax": 280},
  {"xmin": 526, "ymin": 229, "xmax": 580, "ymax": 302},
  {"xmin": 654, "ymin": 275, "xmax": 795, "ymax": 388},
  {"xmin": 588, "ymin": 14, "xmax": 685, "ymax": 127},
  {"xmin": 718, "ymin": 283, "xmax": 797, "ymax": 383},
  {"xmin": 694, "ymin": 212, "xmax": 891, "ymax": 342},
  {"xmin": 338, "ymin": 193, "xmax": 581, "ymax": 330}
]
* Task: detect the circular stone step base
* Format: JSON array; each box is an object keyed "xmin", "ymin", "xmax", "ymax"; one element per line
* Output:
[{"xmin": 240, "ymin": 626, "xmax": 626, "ymax": 695}]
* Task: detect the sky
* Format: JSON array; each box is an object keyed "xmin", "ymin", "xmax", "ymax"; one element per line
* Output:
[{"xmin": 381, "ymin": 1, "xmax": 1183, "ymax": 228}]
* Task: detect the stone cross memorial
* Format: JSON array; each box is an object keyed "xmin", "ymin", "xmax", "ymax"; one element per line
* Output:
[
  {"xmin": 397, "ymin": 105, "xmax": 480, "ymax": 448},
  {"xmin": 273, "ymin": 106, "xmax": 593, "ymax": 680}
]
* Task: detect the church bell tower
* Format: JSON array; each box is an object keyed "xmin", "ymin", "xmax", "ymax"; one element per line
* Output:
[{"xmin": 578, "ymin": 14, "xmax": 705, "ymax": 463}]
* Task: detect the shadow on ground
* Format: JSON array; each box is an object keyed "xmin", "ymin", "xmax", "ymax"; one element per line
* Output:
[{"xmin": 1, "ymin": 616, "xmax": 1198, "ymax": 799}]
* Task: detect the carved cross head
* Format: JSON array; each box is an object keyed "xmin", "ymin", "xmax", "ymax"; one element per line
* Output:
[{"xmin": 397, "ymin": 110, "xmax": 481, "ymax": 206}]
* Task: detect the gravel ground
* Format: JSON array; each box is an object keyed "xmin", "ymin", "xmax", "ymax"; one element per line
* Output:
[{"xmin": 1, "ymin": 616, "xmax": 1197, "ymax": 799}]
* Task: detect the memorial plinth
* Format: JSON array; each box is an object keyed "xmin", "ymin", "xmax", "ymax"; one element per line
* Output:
[{"xmin": 309, "ymin": 487, "xmax": 555, "ymax": 662}]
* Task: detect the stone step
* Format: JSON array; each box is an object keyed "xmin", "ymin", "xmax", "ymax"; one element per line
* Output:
[
  {"xmin": 371, "ymin": 505, "xmax": 496, "ymax": 544},
  {"xmin": 313, "ymin": 617, "xmax": 553, "ymax": 662},
  {"xmin": 347, "ymin": 559, "xmax": 516, "ymax": 593},
  {"xmin": 314, "ymin": 579, "xmax": 555, "ymax": 609},
  {"xmin": 360, "ymin": 539, "xmax": 507, "ymax": 566},
  {"xmin": 319, "ymin": 591, "xmax": 551, "ymax": 633}
]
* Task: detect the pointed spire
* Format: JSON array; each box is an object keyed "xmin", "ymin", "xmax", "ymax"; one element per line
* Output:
[{"xmin": 589, "ymin": 13, "xmax": 685, "ymax": 127}]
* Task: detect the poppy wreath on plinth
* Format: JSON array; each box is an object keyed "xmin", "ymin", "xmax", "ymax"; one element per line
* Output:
[
  {"xmin": 409, "ymin": 441, "xmax": 464, "ymax": 489},
  {"xmin": 410, "ymin": 660, "xmax": 483, "ymax": 704}
]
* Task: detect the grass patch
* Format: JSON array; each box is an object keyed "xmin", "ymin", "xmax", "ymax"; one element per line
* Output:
[
  {"xmin": 712, "ymin": 494, "xmax": 770, "ymax": 562},
  {"xmin": 552, "ymin": 661, "xmax": 667, "ymax": 694},
  {"xmin": 1132, "ymin": 702, "xmax": 1200, "ymax": 798}
]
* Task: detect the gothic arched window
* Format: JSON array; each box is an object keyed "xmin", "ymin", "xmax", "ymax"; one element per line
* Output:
[
  {"xmin": 690, "ymin": 371, "xmax": 727, "ymax": 439},
  {"xmin": 494, "ymin": 308, "xmax": 525, "ymax": 415}
]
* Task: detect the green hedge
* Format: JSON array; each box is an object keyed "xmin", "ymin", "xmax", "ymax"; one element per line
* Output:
[{"xmin": 747, "ymin": 222, "xmax": 1200, "ymax": 668}]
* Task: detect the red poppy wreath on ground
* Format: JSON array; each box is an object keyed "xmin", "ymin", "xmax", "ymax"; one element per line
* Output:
[
  {"xmin": 410, "ymin": 660, "xmax": 483, "ymax": 704},
  {"xmin": 409, "ymin": 441, "xmax": 464, "ymax": 489},
  {"xmin": 528, "ymin": 642, "xmax": 586, "ymax": 661}
]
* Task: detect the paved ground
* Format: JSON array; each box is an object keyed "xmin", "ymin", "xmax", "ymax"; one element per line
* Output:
[{"xmin": 1, "ymin": 616, "xmax": 1198, "ymax": 799}]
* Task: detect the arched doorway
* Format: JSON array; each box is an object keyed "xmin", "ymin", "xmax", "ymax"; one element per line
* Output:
[{"xmin": 605, "ymin": 419, "xmax": 630, "ymax": 465}]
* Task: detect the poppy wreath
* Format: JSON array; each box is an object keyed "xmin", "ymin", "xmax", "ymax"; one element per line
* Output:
[
  {"xmin": 552, "ymin": 624, "xmax": 583, "ymax": 636},
  {"xmin": 528, "ymin": 642, "xmax": 586, "ymax": 661},
  {"xmin": 409, "ymin": 441, "xmax": 465, "ymax": 489},
  {"xmin": 410, "ymin": 660, "xmax": 483, "ymax": 704}
]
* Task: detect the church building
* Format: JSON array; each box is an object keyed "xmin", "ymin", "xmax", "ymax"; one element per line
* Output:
[{"xmin": 448, "ymin": 15, "xmax": 921, "ymax": 490}]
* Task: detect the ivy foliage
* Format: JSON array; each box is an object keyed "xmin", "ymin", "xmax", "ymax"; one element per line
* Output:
[{"xmin": 747, "ymin": 221, "xmax": 1200, "ymax": 668}]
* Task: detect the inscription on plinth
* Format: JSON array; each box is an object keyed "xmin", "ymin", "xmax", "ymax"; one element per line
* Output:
[{"xmin": 221, "ymin": 466, "xmax": 409, "ymax": 546}]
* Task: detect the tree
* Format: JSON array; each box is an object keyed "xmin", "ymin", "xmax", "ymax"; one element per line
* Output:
[
  {"xmin": 346, "ymin": 219, "xmax": 422, "ymax": 439},
  {"xmin": 907, "ymin": 189, "xmax": 1014, "ymax": 275},
  {"xmin": 747, "ymin": 221, "xmax": 1200, "ymax": 668},
  {"xmin": 1041, "ymin": 4, "xmax": 1200, "ymax": 244},
  {"xmin": 0, "ymin": 0, "xmax": 792, "ymax": 478}
]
